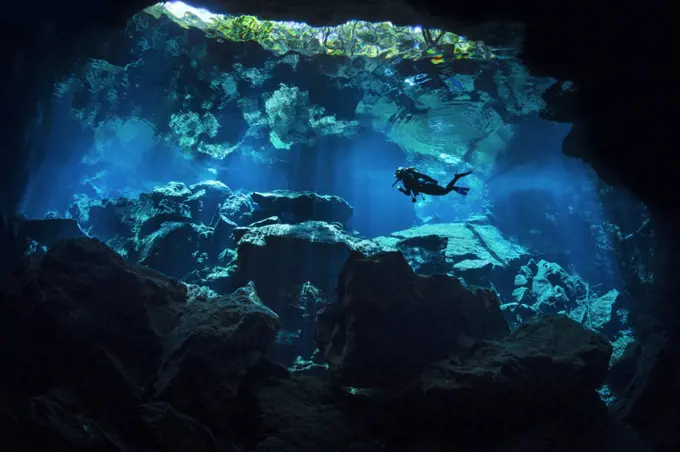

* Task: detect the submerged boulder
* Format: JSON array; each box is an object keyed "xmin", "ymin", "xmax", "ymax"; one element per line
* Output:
[
  {"xmin": 508, "ymin": 259, "xmax": 624, "ymax": 335},
  {"xmin": 0, "ymin": 237, "xmax": 282, "ymax": 451},
  {"xmin": 250, "ymin": 190, "xmax": 353, "ymax": 226},
  {"xmin": 569, "ymin": 288, "xmax": 624, "ymax": 336},
  {"xmin": 232, "ymin": 221, "xmax": 378, "ymax": 310},
  {"xmin": 67, "ymin": 181, "xmax": 248, "ymax": 277},
  {"xmin": 150, "ymin": 181, "xmax": 193, "ymax": 202},
  {"xmin": 422, "ymin": 315, "xmax": 612, "ymax": 401},
  {"xmin": 613, "ymin": 331, "xmax": 680, "ymax": 451},
  {"xmin": 402, "ymin": 315, "xmax": 613, "ymax": 448},
  {"xmin": 68, "ymin": 186, "xmax": 198, "ymax": 254},
  {"xmin": 392, "ymin": 234, "xmax": 449, "ymax": 275},
  {"xmin": 531, "ymin": 259, "xmax": 587, "ymax": 303},
  {"xmin": 320, "ymin": 250, "xmax": 510, "ymax": 389},
  {"xmin": 375, "ymin": 222, "xmax": 526, "ymax": 292},
  {"xmin": 138, "ymin": 222, "xmax": 211, "ymax": 279},
  {"xmin": 0, "ymin": 237, "xmax": 188, "ymax": 394},
  {"xmin": 153, "ymin": 282, "xmax": 280, "ymax": 429},
  {"xmin": 220, "ymin": 190, "xmax": 255, "ymax": 226},
  {"xmin": 188, "ymin": 180, "xmax": 233, "ymax": 225}
]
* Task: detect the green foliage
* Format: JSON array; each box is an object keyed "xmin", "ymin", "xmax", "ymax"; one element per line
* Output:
[{"xmin": 146, "ymin": 3, "xmax": 497, "ymax": 62}]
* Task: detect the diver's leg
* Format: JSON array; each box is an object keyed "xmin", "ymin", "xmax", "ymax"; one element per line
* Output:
[{"xmin": 445, "ymin": 168, "xmax": 474, "ymax": 192}]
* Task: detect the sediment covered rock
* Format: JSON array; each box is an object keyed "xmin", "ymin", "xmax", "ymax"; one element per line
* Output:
[
  {"xmin": 375, "ymin": 222, "xmax": 526, "ymax": 292},
  {"xmin": 250, "ymin": 190, "xmax": 353, "ymax": 226}
]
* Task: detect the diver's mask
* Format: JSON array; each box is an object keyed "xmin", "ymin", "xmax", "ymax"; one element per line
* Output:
[
  {"xmin": 394, "ymin": 167, "xmax": 407, "ymax": 179},
  {"xmin": 392, "ymin": 167, "xmax": 407, "ymax": 187}
]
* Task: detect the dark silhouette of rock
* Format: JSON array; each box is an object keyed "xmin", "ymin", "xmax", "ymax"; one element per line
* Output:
[
  {"xmin": 421, "ymin": 315, "xmax": 612, "ymax": 411},
  {"xmin": 137, "ymin": 401, "xmax": 219, "ymax": 452},
  {"xmin": 0, "ymin": 237, "xmax": 281, "ymax": 451},
  {"xmin": 250, "ymin": 314, "xmax": 622, "ymax": 452},
  {"xmin": 320, "ymin": 250, "xmax": 510, "ymax": 389},
  {"xmin": 138, "ymin": 222, "xmax": 210, "ymax": 279},
  {"xmin": 1, "ymin": 238, "xmax": 186, "ymax": 388},
  {"xmin": 153, "ymin": 281, "xmax": 280, "ymax": 431},
  {"xmin": 342, "ymin": 315, "xmax": 613, "ymax": 451},
  {"xmin": 613, "ymin": 331, "xmax": 680, "ymax": 451}
]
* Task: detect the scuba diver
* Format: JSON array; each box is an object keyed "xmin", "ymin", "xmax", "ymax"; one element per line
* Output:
[{"xmin": 391, "ymin": 167, "xmax": 473, "ymax": 202}]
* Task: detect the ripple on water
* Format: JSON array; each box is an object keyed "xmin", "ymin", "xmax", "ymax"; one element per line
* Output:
[{"xmin": 389, "ymin": 99, "xmax": 502, "ymax": 157}]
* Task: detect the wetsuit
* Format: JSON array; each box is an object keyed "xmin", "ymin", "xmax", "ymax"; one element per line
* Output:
[{"xmin": 393, "ymin": 168, "xmax": 472, "ymax": 202}]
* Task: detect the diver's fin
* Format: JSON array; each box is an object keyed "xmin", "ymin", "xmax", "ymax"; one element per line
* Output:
[
  {"xmin": 446, "ymin": 169, "xmax": 473, "ymax": 190},
  {"xmin": 452, "ymin": 186, "xmax": 470, "ymax": 196},
  {"xmin": 455, "ymin": 169, "xmax": 474, "ymax": 179}
]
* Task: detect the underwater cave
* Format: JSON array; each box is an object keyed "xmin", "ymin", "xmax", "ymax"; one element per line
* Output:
[{"xmin": 0, "ymin": 1, "xmax": 676, "ymax": 451}]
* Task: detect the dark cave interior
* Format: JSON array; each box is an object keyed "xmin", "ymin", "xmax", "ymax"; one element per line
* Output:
[{"xmin": 1, "ymin": 1, "xmax": 677, "ymax": 451}]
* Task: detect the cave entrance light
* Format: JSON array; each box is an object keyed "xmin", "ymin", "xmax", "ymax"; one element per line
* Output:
[{"xmin": 146, "ymin": 1, "xmax": 499, "ymax": 63}]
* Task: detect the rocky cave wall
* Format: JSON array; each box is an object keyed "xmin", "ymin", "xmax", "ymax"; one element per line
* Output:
[
  {"xmin": 1, "ymin": 1, "xmax": 678, "ymax": 447},
  {"xmin": 5, "ymin": 0, "xmax": 675, "ymax": 322}
]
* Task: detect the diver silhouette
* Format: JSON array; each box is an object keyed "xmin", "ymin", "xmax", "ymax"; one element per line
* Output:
[{"xmin": 391, "ymin": 167, "xmax": 473, "ymax": 202}]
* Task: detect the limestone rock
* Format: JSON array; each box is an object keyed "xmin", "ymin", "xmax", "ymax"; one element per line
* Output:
[
  {"xmin": 220, "ymin": 190, "xmax": 255, "ymax": 225},
  {"xmin": 0, "ymin": 237, "xmax": 188, "ymax": 387},
  {"xmin": 150, "ymin": 181, "xmax": 193, "ymax": 202},
  {"xmin": 250, "ymin": 190, "xmax": 353, "ymax": 226},
  {"xmin": 500, "ymin": 300, "xmax": 538, "ymax": 328},
  {"xmin": 138, "ymin": 401, "xmax": 219, "ymax": 452},
  {"xmin": 393, "ymin": 234, "xmax": 449, "ymax": 275},
  {"xmin": 532, "ymin": 259, "xmax": 587, "ymax": 301},
  {"xmin": 320, "ymin": 250, "xmax": 509, "ymax": 389},
  {"xmin": 375, "ymin": 222, "xmax": 526, "ymax": 292},
  {"xmin": 188, "ymin": 180, "xmax": 233, "ymax": 225},
  {"xmin": 153, "ymin": 282, "xmax": 280, "ymax": 429},
  {"xmin": 68, "ymin": 192, "xmax": 196, "ymax": 252},
  {"xmin": 251, "ymin": 377, "xmax": 351, "ymax": 452},
  {"xmin": 570, "ymin": 288, "xmax": 623, "ymax": 335},
  {"xmin": 138, "ymin": 222, "xmax": 211, "ymax": 279},
  {"xmin": 0, "ymin": 237, "xmax": 281, "ymax": 450},
  {"xmin": 419, "ymin": 315, "xmax": 612, "ymax": 421},
  {"xmin": 233, "ymin": 221, "xmax": 378, "ymax": 310},
  {"xmin": 514, "ymin": 274, "xmax": 528, "ymax": 286}
]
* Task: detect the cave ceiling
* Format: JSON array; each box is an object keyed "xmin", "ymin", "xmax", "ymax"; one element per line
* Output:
[{"xmin": 61, "ymin": 1, "xmax": 556, "ymax": 179}]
